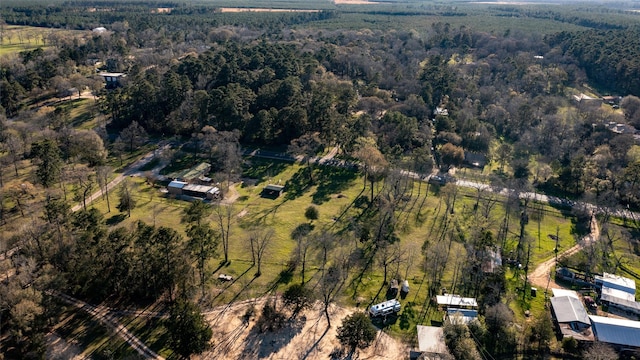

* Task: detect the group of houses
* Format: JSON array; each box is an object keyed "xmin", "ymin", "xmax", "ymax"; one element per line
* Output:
[
  {"xmin": 410, "ymin": 247, "xmax": 500, "ymax": 359},
  {"xmin": 164, "ymin": 162, "xmax": 287, "ymax": 202},
  {"xmin": 550, "ymin": 272, "xmax": 640, "ymax": 354},
  {"xmin": 411, "ymin": 293, "xmax": 479, "ymax": 359}
]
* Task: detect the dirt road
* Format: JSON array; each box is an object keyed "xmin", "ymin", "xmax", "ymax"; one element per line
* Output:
[
  {"xmin": 528, "ymin": 215, "xmax": 600, "ymax": 290},
  {"xmin": 50, "ymin": 291, "xmax": 165, "ymax": 360}
]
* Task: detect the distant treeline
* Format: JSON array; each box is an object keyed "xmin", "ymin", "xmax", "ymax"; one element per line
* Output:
[
  {"xmin": 0, "ymin": 3, "xmax": 339, "ymax": 31},
  {"xmin": 546, "ymin": 28, "xmax": 640, "ymax": 96}
]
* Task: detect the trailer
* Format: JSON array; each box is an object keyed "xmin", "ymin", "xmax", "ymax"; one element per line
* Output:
[{"xmin": 369, "ymin": 299, "xmax": 401, "ymax": 317}]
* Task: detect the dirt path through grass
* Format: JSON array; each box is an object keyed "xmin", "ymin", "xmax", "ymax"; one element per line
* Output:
[
  {"xmin": 50, "ymin": 291, "xmax": 165, "ymax": 360},
  {"xmin": 528, "ymin": 214, "xmax": 599, "ymax": 290}
]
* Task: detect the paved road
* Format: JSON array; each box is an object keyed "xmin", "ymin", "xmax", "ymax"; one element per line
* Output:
[{"xmin": 243, "ymin": 147, "xmax": 640, "ymax": 221}]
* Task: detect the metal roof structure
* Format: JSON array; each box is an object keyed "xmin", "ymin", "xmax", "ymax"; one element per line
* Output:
[
  {"xmin": 183, "ymin": 184, "xmax": 219, "ymax": 194},
  {"xmin": 416, "ymin": 326, "xmax": 450, "ymax": 355},
  {"xmin": 601, "ymin": 286, "xmax": 640, "ymax": 314},
  {"xmin": 435, "ymin": 294, "xmax": 478, "ymax": 308},
  {"xmin": 590, "ymin": 315, "xmax": 640, "ymax": 348},
  {"xmin": 550, "ymin": 296, "xmax": 590, "ymax": 325},
  {"xmin": 551, "ymin": 288, "xmax": 580, "ymax": 299},
  {"xmin": 446, "ymin": 309, "xmax": 478, "ymax": 324},
  {"xmin": 167, "ymin": 180, "xmax": 188, "ymax": 189},
  {"xmin": 595, "ymin": 272, "xmax": 636, "ymax": 295},
  {"xmin": 264, "ymin": 184, "xmax": 285, "ymax": 191},
  {"xmin": 169, "ymin": 162, "xmax": 212, "ymax": 182},
  {"xmin": 602, "ymin": 286, "xmax": 636, "ymax": 302}
]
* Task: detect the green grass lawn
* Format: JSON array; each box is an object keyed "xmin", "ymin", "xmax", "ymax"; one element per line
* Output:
[
  {"xmin": 0, "ymin": 25, "xmax": 84, "ymax": 56},
  {"xmin": 78, "ymin": 158, "xmax": 591, "ymax": 346}
]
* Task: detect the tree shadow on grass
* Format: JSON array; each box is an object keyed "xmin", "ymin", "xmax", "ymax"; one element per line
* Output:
[
  {"xmin": 284, "ymin": 167, "xmax": 311, "ymax": 201},
  {"xmin": 106, "ymin": 213, "xmax": 127, "ymax": 225},
  {"xmin": 242, "ymin": 315, "xmax": 306, "ymax": 359},
  {"xmin": 242, "ymin": 158, "xmax": 289, "ymax": 184},
  {"xmin": 311, "ymin": 165, "xmax": 358, "ymax": 205},
  {"xmin": 398, "ymin": 302, "xmax": 416, "ymax": 330},
  {"xmin": 209, "ymin": 264, "xmax": 255, "ymax": 305}
]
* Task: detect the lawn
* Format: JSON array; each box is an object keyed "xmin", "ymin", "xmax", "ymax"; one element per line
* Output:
[
  {"xmin": 0, "ymin": 25, "xmax": 84, "ymax": 56},
  {"xmin": 75, "ymin": 157, "xmax": 588, "ymax": 348}
]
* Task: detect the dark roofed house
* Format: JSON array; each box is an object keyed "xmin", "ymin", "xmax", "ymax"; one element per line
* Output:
[
  {"xmin": 463, "ymin": 152, "xmax": 487, "ymax": 169},
  {"xmin": 262, "ymin": 184, "xmax": 284, "ymax": 198},
  {"xmin": 99, "ymin": 72, "xmax": 126, "ymax": 89}
]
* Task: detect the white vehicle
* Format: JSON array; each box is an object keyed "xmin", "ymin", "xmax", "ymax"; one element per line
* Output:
[{"xmin": 369, "ymin": 299, "xmax": 401, "ymax": 317}]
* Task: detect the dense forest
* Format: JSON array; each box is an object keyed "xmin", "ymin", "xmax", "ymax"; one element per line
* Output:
[{"xmin": 2, "ymin": 0, "xmax": 640, "ymax": 359}]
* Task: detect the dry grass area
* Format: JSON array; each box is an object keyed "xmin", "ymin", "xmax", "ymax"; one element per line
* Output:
[{"xmin": 200, "ymin": 298, "xmax": 407, "ymax": 360}]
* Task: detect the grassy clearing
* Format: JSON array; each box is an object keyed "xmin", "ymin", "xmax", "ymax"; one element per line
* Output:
[
  {"xmin": 0, "ymin": 25, "xmax": 84, "ymax": 56},
  {"xmin": 77, "ymin": 158, "xmax": 591, "ymax": 345}
]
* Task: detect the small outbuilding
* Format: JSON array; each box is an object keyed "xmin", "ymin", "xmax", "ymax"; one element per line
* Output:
[
  {"xmin": 99, "ymin": 72, "xmax": 126, "ymax": 89},
  {"xmin": 410, "ymin": 325, "xmax": 452, "ymax": 360},
  {"xmin": 167, "ymin": 180, "xmax": 188, "ymax": 196},
  {"xmin": 262, "ymin": 184, "xmax": 284, "ymax": 198}
]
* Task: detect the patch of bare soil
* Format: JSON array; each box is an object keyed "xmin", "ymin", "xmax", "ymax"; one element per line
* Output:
[
  {"xmin": 237, "ymin": 209, "xmax": 248, "ymax": 218},
  {"xmin": 199, "ymin": 299, "xmax": 407, "ymax": 360},
  {"xmin": 46, "ymin": 332, "xmax": 86, "ymax": 360},
  {"xmin": 221, "ymin": 184, "xmax": 240, "ymax": 205}
]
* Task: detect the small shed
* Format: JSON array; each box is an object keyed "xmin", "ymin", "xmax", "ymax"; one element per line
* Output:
[
  {"xmin": 99, "ymin": 72, "xmax": 126, "ymax": 89},
  {"xmin": 262, "ymin": 184, "xmax": 284, "ymax": 198},
  {"xmin": 412, "ymin": 325, "xmax": 451, "ymax": 359}
]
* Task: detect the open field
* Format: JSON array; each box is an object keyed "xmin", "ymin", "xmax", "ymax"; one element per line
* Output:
[
  {"xmin": 0, "ymin": 25, "xmax": 85, "ymax": 56},
  {"xmin": 75, "ymin": 156, "xmax": 586, "ymax": 337}
]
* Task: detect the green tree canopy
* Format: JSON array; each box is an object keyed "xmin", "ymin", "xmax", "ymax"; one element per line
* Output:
[
  {"xmin": 30, "ymin": 139, "xmax": 62, "ymax": 188},
  {"xmin": 336, "ymin": 312, "xmax": 377, "ymax": 354},
  {"xmin": 167, "ymin": 299, "xmax": 212, "ymax": 359}
]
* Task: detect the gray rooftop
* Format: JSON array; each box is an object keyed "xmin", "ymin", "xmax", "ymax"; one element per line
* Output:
[
  {"xmin": 551, "ymin": 296, "xmax": 590, "ymax": 325},
  {"xmin": 417, "ymin": 325, "xmax": 450, "ymax": 355},
  {"xmin": 595, "ymin": 272, "xmax": 636, "ymax": 295},
  {"xmin": 590, "ymin": 315, "xmax": 640, "ymax": 347}
]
